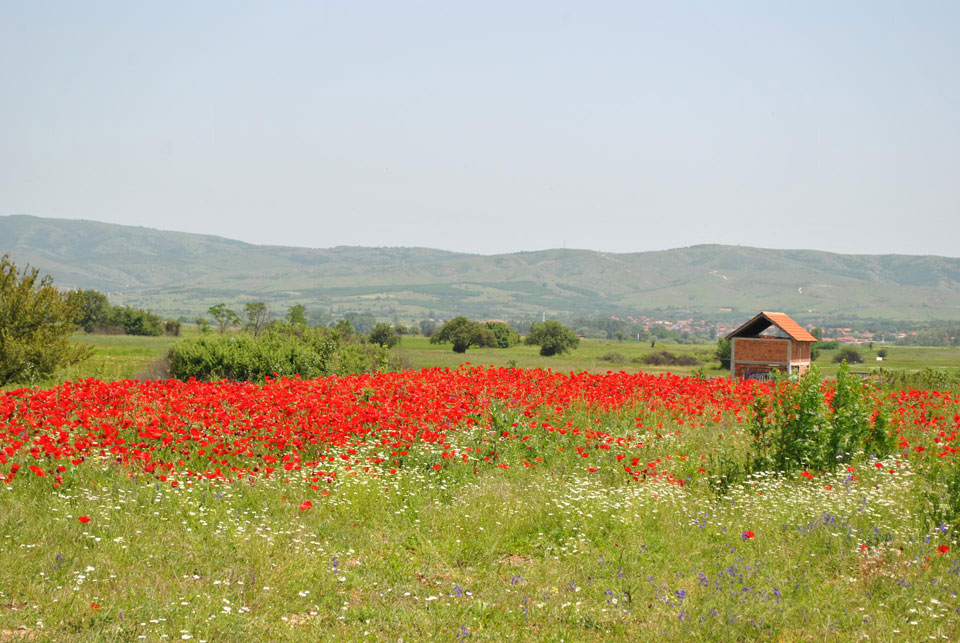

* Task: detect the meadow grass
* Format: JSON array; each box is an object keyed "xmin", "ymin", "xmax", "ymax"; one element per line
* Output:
[
  {"xmin": 395, "ymin": 335, "xmax": 960, "ymax": 378},
  {"xmin": 1, "ymin": 389, "xmax": 958, "ymax": 641},
  {"xmin": 35, "ymin": 332, "xmax": 960, "ymax": 386},
  {"xmin": 2, "ymin": 335, "xmax": 959, "ymax": 640}
]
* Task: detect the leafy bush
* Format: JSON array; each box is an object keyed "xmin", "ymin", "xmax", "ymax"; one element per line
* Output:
[
  {"xmin": 714, "ymin": 337, "xmax": 731, "ymax": 363},
  {"xmin": 74, "ymin": 289, "xmax": 111, "ymax": 332},
  {"xmin": 419, "ymin": 320, "xmax": 437, "ymax": 338},
  {"xmin": 749, "ymin": 367, "xmax": 828, "ymax": 473},
  {"xmin": 833, "ymin": 348, "xmax": 863, "ymax": 364},
  {"xmin": 368, "ymin": 323, "xmax": 400, "ymax": 348},
  {"xmin": 598, "ymin": 352, "xmax": 627, "ymax": 364},
  {"xmin": 484, "ymin": 321, "xmax": 520, "ymax": 348},
  {"xmin": 109, "ymin": 307, "xmax": 164, "ymax": 336},
  {"xmin": 525, "ymin": 321, "xmax": 579, "ymax": 357},
  {"xmin": 163, "ymin": 320, "xmax": 181, "ymax": 337},
  {"xmin": 431, "ymin": 317, "xmax": 496, "ymax": 353},
  {"xmin": 0, "ymin": 254, "xmax": 90, "ymax": 385},
  {"xmin": 169, "ymin": 327, "xmax": 386, "ymax": 382},
  {"xmin": 748, "ymin": 364, "xmax": 892, "ymax": 474},
  {"xmin": 814, "ymin": 340, "xmax": 840, "ymax": 350},
  {"xmin": 919, "ymin": 456, "xmax": 960, "ymax": 530},
  {"xmin": 826, "ymin": 361, "xmax": 889, "ymax": 463},
  {"xmin": 637, "ymin": 351, "xmax": 702, "ymax": 367},
  {"xmin": 73, "ymin": 288, "xmax": 166, "ymax": 336},
  {"xmin": 714, "ymin": 337, "xmax": 732, "ymax": 368}
]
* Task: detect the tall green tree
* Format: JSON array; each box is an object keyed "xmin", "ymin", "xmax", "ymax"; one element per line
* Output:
[
  {"xmin": 287, "ymin": 304, "xmax": 308, "ymax": 327},
  {"xmin": 419, "ymin": 319, "xmax": 437, "ymax": 338},
  {"xmin": 74, "ymin": 289, "xmax": 111, "ymax": 332},
  {"xmin": 343, "ymin": 311, "xmax": 376, "ymax": 334},
  {"xmin": 715, "ymin": 337, "xmax": 732, "ymax": 366},
  {"xmin": 208, "ymin": 303, "xmax": 240, "ymax": 334},
  {"xmin": 484, "ymin": 321, "xmax": 520, "ymax": 348},
  {"xmin": 333, "ymin": 319, "xmax": 354, "ymax": 337},
  {"xmin": 524, "ymin": 320, "xmax": 579, "ymax": 356},
  {"xmin": 368, "ymin": 323, "xmax": 400, "ymax": 348},
  {"xmin": 430, "ymin": 316, "xmax": 496, "ymax": 353},
  {"xmin": 308, "ymin": 309, "xmax": 334, "ymax": 328},
  {"xmin": 109, "ymin": 307, "xmax": 163, "ymax": 336},
  {"xmin": 244, "ymin": 302, "xmax": 270, "ymax": 337},
  {"xmin": 0, "ymin": 254, "xmax": 90, "ymax": 385}
]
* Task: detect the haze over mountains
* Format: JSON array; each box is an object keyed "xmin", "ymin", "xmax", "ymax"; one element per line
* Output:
[{"xmin": 3, "ymin": 215, "xmax": 960, "ymax": 323}]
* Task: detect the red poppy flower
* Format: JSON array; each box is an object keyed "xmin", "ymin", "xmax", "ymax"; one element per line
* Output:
[
  {"xmin": 78, "ymin": 516, "xmax": 90, "ymax": 524},
  {"xmin": 299, "ymin": 500, "xmax": 312, "ymax": 511}
]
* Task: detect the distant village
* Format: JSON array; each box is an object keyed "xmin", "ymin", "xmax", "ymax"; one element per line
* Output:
[{"xmin": 622, "ymin": 316, "xmax": 908, "ymax": 345}]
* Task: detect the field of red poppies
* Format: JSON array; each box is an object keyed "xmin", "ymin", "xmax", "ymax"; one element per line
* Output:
[{"xmin": 1, "ymin": 366, "xmax": 958, "ymax": 640}]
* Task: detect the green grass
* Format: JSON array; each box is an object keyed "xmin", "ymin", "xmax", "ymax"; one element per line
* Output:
[
  {"xmin": 395, "ymin": 336, "xmax": 723, "ymax": 374},
  {"xmin": 3, "ymin": 337, "xmax": 960, "ymax": 640},
  {"xmin": 1, "ymin": 400, "xmax": 958, "ymax": 641},
  {"xmin": 397, "ymin": 336, "xmax": 960, "ymax": 378},
  {"xmin": 18, "ymin": 333, "xmax": 960, "ymax": 389},
  {"xmin": 50, "ymin": 333, "xmax": 184, "ymax": 384}
]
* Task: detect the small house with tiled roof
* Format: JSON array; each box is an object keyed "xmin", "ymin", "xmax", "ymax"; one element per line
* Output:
[{"xmin": 726, "ymin": 311, "xmax": 816, "ymax": 380}]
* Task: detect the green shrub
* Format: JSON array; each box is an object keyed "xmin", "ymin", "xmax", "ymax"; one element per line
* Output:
[
  {"xmin": 368, "ymin": 323, "xmax": 400, "ymax": 348},
  {"xmin": 749, "ymin": 366, "xmax": 828, "ymax": 472},
  {"xmin": 0, "ymin": 254, "xmax": 90, "ymax": 385},
  {"xmin": 813, "ymin": 340, "xmax": 840, "ymax": 350},
  {"xmin": 826, "ymin": 361, "xmax": 877, "ymax": 465},
  {"xmin": 598, "ymin": 352, "xmax": 626, "ymax": 364},
  {"xmin": 484, "ymin": 321, "xmax": 520, "ymax": 348},
  {"xmin": 169, "ymin": 327, "xmax": 386, "ymax": 382},
  {"xmin": 748, "ymin": 364, "xmax": 893, "ymax": 475},
  {"xmin": 919, "ymin": 457, "xmax": 960, "ymax": 529},
  {"xmin": 636, "ymin": 351, "xmax": 701, "ymax": 367},
  {"xmin": 833, "ymin": 348, "xmax": 863, "ymax": 364},
  {"xmin": 714, "ymin": 337, "xmax": 731, "ymax": 362},
  {"xmin": 109, "ymin": 306, "xmax": 164, "ymax": 336},
  {"xmin": 431, "ymin": 317, "xmax": 497, "ymax": 353},
  {"xmin": 525, "ymin": 321, "xmax": 579, "ymax": 357},
  {"xmin": 163, "ymin": 320, "xmax": 181, "ymax": 337}
]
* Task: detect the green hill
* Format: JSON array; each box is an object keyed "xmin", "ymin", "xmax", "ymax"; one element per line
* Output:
[{"xmin": 3, "ymin": 214, "xmax": 960, "ymax": 322}]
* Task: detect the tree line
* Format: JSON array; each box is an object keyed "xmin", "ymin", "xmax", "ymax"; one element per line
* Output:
[{"xmin": 75, "ymin": 289, "xmax": 179, "ymax": 336}]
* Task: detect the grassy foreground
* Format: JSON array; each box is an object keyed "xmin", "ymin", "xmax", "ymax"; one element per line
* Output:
[
  {"xmin": 3, "ymin": 447, "xmax": 952, "ymax": 641},
  {"xmin": 1, "ymin": 368, "xmax": 958, "ymax": 641}
]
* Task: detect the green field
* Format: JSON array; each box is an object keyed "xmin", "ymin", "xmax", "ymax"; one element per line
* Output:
[
  {"xmin": 2, "ymin": 333, "xmax": 960, "ymax": 640},
  {"xmin": 25, "ymin": 332, "xmax": 960, "ymax": 388},
  {"xmin": 2, "ymin": 357, "xmax": 959, "ymax": 641}
]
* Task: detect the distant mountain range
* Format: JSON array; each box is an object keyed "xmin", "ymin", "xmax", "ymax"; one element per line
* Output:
[{"xmin": 3, "ymin": 215, "xmax": 960, "ymax": 323}]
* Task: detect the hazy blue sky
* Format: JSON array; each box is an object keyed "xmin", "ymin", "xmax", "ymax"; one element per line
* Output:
[{"xmin": 2, "ymin": 1, "xmax": 958, "ymax": 256}]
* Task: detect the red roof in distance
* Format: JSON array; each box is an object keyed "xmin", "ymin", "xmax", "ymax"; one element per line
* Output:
[{"xmin": 725, "ymin": 311, "xmax": 817, "ymax": 343}]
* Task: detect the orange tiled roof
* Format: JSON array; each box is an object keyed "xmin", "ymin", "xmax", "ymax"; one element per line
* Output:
[
  {"xmin": 726, "ymin": 311, "xmax": 817, "ymax": 343},
  {"xmin": 760, "ymin": 311, "xmax": 818, "ymax": 342}
]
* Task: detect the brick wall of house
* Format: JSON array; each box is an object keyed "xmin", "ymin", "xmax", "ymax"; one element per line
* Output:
[{"xmin": 733, "ymin": 337, "xmax": 789, "ymax": 363}]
